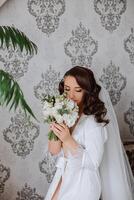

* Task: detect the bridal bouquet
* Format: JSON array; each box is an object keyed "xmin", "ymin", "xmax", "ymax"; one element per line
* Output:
[{"xmin": 42, "ymin": 93, "xmax": 79, "ymax": 140}]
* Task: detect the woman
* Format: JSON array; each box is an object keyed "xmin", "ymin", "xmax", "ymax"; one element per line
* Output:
[{"xmin": 44, "ymin": 66, "xmax": 134, "ymax": 200}]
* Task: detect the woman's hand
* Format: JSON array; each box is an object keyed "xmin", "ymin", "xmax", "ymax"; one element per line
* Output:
[
  {"xmin": 50, "ymin": 122, "xmax": 80, "ymax": 155},
  {"xmin": 50, "ymin": 122, "xmax": 71, "ymax": 143}
]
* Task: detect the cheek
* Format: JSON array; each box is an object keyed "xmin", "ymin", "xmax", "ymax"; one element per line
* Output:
[{"xmin": 76, "ymin": 93, "xmax": 84, "ymax": 103}]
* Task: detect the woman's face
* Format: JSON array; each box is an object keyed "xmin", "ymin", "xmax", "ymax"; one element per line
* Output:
[{"xmin": 64, "ymin": 76, "xmax": 84, "ymax": 107}]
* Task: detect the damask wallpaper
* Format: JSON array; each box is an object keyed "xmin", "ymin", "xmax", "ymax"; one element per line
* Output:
[{"xmin": 0, "ymin": 0, "xmax": 134, "ymax": 199}]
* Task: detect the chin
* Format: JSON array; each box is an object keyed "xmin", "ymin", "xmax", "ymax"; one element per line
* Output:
[{"xmin": 72, "ymin": 100, "xmax": 77, "ymax": 104}]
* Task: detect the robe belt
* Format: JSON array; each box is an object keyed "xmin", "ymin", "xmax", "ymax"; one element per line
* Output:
[{"xmin": 56, "ymin": 156, "xmax": 68, "ymax": 176}]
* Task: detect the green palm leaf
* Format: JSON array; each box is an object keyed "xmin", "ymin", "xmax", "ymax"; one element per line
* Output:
[
  {"xmin": 0, "ymin": 69, "xmax": 36, "ymax": 119},
  {"xmin": 0, "ymin": 26, "xmax": 37, "ymax": 54},
  {"xmin": 0, "ymin": 26, "xmax": 38, "ymax": 119}
]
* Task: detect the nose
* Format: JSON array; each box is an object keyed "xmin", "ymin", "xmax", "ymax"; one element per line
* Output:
[{"xmin": 68, "ymin": 91, "xmax": 75, "ymax": 100}]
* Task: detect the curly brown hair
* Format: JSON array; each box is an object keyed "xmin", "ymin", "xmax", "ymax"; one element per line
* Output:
[{"xmin": 59, "ymin": 66, "xmax": 109, "ymax": 125}]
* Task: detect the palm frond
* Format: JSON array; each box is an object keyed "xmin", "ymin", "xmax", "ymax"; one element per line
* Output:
[
  {"xmin": 0, "ymin": 69, "xmax": 36, "ymax": 119},
  {"xmin": 0, "ymin": 26, "xmax": 37, "ymax": 54}
]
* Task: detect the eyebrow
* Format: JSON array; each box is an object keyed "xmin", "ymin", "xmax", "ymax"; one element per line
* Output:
[{"xmin": 64, "ymin": 85, "xmax": 82, "ymax": 89}]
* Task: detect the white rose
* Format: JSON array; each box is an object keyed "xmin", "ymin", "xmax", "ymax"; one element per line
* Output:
[
  {"xmin": 54, "ymin": 114, "xmax": 63, "ymax": 124},
  {"xmin": 71, "ymin": 111, "xmax": 79, "ymax": 120},
  {"xmin": 66, "ymin": 99, "xmax": 75, "ymax": 110},
  {"xmin": 43, "ymin": 107, "xmax": 53, "ymax": 118},
  {"xmin": 43, "ymin": 101, "xmax": 53, "ymax": 110},
  {"xmin": 63, "ymin": 114, "xmax": 75, "ymax": 127},
  {"xmin": 66, "ymin": 118, "xmax": 75, "ymax": 127},
  {"xmin": 54, "ymin": 102, "xmax": 63, "ymax": 110},
  {"xmin": 51, "ymin": 107, "xmax": 57, "ymax": 116}
]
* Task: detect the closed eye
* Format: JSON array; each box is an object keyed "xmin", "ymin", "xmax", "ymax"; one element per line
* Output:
[
  {"xmin": 64, "ymin": 88, "xmax": 82, "ymax": 92},
  {"xmin": 64, "ymin": 88, "xmax": 70, "ymax": 91}
]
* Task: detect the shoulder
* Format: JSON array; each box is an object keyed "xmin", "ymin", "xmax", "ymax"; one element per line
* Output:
[
  {"xmin": 81, "ymin": 114, "xmax": 103, "ymax": 130},
  {"xmin": 81, "ymin": 114, "xmax": 107, "ymax": 142}
]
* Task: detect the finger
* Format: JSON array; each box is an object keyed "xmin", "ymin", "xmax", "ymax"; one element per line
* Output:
[
  {"xmin": 59, "ymin": 122, "xmax": 66, "ymax": 128},
  {"xmin": 53, "ymin": 123, "xmax": 64, "ymax": 131},
  {"xmin": 49, "ymin": 123, "xmax": 53, "ymax": 128},
  {"xmin": 50, "ymin": 123, "xmax": 61, "ymax": 131},
  {"xmin": 51, "ymin": 126, "xmax": 61, "ymax": 135}
]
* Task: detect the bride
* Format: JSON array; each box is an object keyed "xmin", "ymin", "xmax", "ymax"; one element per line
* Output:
[{"xmin": 44, "ymin": 66, "xmax": 134, "ymax": 200}]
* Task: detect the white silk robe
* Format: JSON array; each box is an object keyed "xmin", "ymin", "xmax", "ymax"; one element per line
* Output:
[{"xmin": 44, "ymin": 114, "xmax": 108, "ymax": 200}]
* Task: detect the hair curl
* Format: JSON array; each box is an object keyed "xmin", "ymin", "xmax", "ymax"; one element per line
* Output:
[{"xmin": 59, "ymin": 66, "xmax": 109, "ymax": 125}]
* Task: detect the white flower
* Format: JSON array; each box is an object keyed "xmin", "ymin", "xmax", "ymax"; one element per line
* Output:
[
  {"xmin": 66, "ymin": 117, "xmax": 76, "ymax": 127},
  {"xmin": 55, "ymin": 114, "xmax": 63, "ymax": 124},
  {"xmin": 54, "ymin": 102, "xmax": 63, "ymax": 110},
  {"xmin": 42, "ymin": 94, "xmax": 79, "ymax": 130},
  {"xmin": 63, "ymin": 113, "xmax": 77, "ymax": 127},
  {"xmin": 71, "ymin": 111, "xmax": 79, "ymax": 119},
  {"xmin": 43, "ymin": 101, "xmax": 53, "ymax": 110},
  {"xmin": 66, "ymin": 99, "xmax": 75, "ymax": 110}
]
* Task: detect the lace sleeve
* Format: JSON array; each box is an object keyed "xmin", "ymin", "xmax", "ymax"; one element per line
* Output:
[{"xmin": 42, "ymin": 150, "xmax": 62, "ymax": 183}]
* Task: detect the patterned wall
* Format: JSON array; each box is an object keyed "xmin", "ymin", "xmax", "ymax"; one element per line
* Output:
[{"xmin": 0, "ymin": 0, "xmax": 134, "ymax": 199}]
